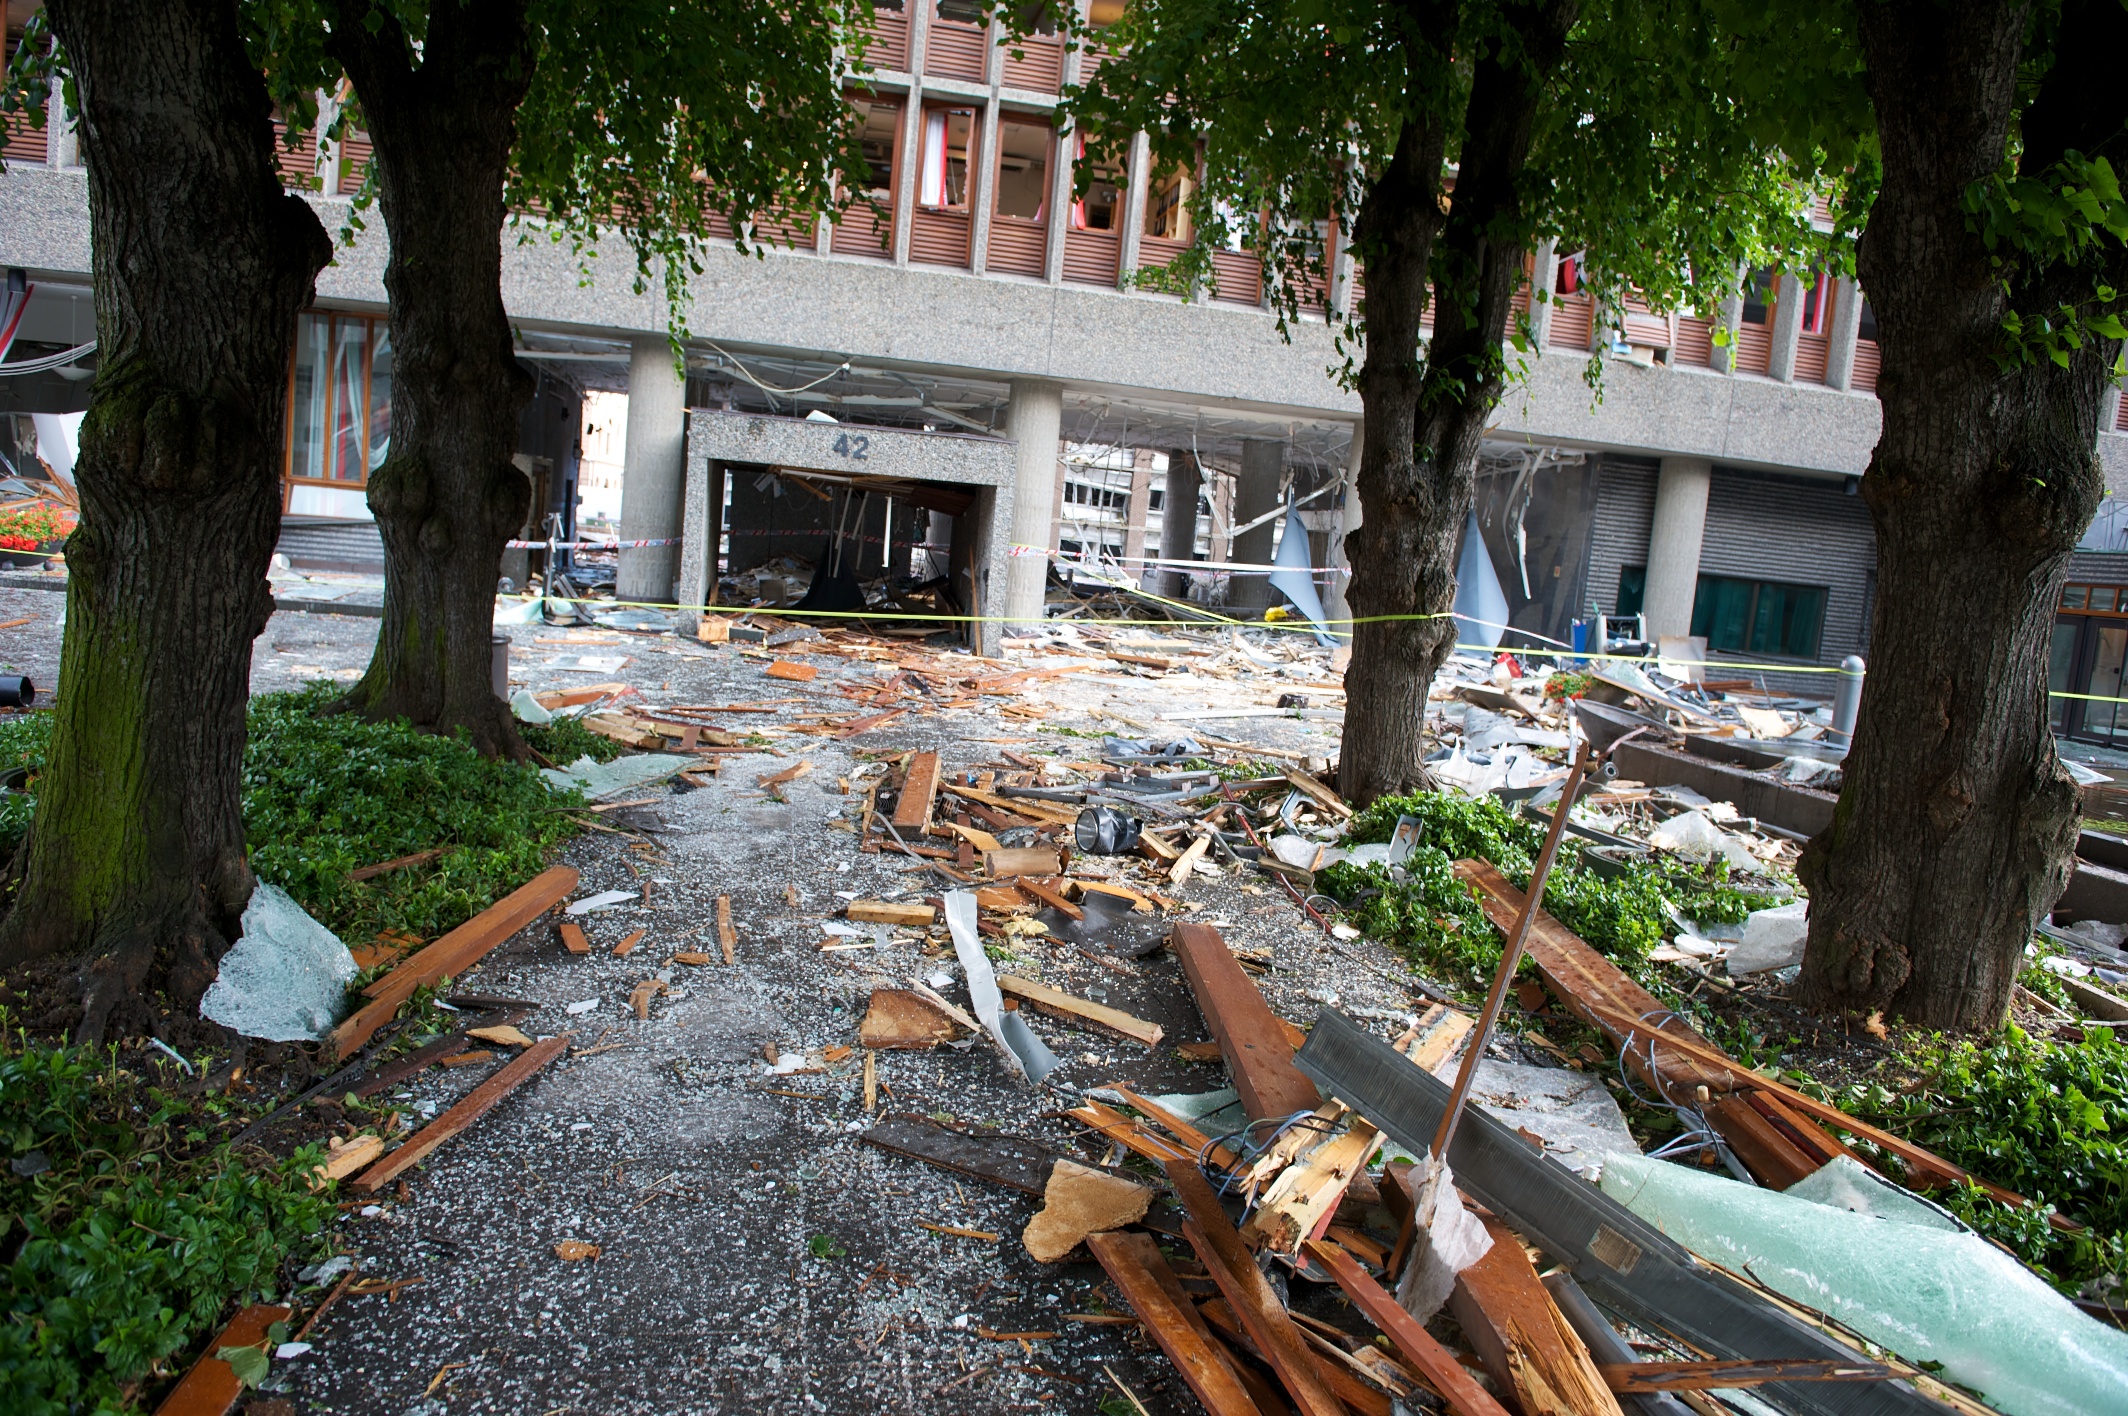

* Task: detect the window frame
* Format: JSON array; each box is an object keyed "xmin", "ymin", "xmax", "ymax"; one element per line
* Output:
[{"xmin": 283, "ymin": 309, "xmax": 388, "ymax": 498}]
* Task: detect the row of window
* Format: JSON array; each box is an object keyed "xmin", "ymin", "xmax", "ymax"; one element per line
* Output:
[{"xmin": 1615, "ymin": 565, "xmax": 1828, "ymax": 660}]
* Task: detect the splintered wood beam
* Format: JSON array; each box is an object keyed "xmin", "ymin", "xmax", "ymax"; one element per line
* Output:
[
  {"xmin": 1165, "ymin": 1157, "xmax": 1347, "ymax": 1416},
  {"xmin": 1283, "ymin": 769, "xmax": 1353, "ymax": 818},
  {"xmin": 715, "ymin": 895, "xmax": 736, "ymax": 965},
  {"xmin": 333, "ymin": 866, "xmax": 579, "ymax": 1059},
  {"xmin": 352, "ymin": 1034, "xmax": 571, "ymax": 1192},
  {"xmin": 1085, "ymin": 1231, "xmax": 1266, "ymax": 1416},
  {"xmin": 1065, "ymin": 1102, "xmax": 1195, "ymax": 1167},
  {"xmin": 1240, "ymin": 1119, "xmax": 1379, "ymax": 1255},
  {"xmin": 1448, "ymin": 1215, "xmax": 1624, "ymax": 1416},
  {"xmin": 996, "ymin": 974, "xmax": 1163, "ymax": 1047},
  {"xmin": 1196, "ymin": 1295, "xmax": 1396, "ymax": 1416},
  {"xmin": 892, "ymin": 750, "xmax": 942, "ymax": 831},
  {"xmin": 1169, "ymin": 921, "xmax": 1320, "ymax": 1120},
  {"xmin": 1106, "ymin": 1085, "xmax": 1240, "ymax": 1169},
  {"xmin": 1599, "ymin": 1359, "xmax": 1900, "ymax": 1393},
  {"xmin": 1299, "ymin": 1239, "xmax": 1513, "ymax": 1416},
  {"xmin": 846, "ymin": 900, "xmax": 938, "ymax": 927}
]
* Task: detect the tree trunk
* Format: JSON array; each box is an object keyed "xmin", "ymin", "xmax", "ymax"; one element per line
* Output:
[
  {"xmin": 328, "ymin": 0, "xmax": 536, "ymax": 759},
  {"xmin": 0, "ymin": 0, "xmax": 330, "ymax": 1035},
  {"xmin": 1799, "ymin": 0, "xmax": 2128, "ymax": 1030},
  {"xmin": 1340, "ymin": 0, "xmax": 1577, "ymax": 805}
]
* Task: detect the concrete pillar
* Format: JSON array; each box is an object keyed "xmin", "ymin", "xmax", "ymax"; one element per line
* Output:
[
  {"xmin": 892, "ymin": 6, "xmax": 931, "ymax": 266},
  {"xmin": 1228, "ymin": 438, "xmax": 1282, "ymax": 614},
  {"xmin": 46, "ymin": 87, "xmax": 76, "ymax": 168},
  {"xmin": 1117, "ymin": 131, "xmax": 1150, "ymax": 287},
  {"xmin": 1766, "ymin": 272, "xmax": 1805, "ymax": 383},
  {"xmin": 616, "ymin": 336, "xmax": 689, "ymax": 604},
  {"xmin": 1823, "ymin": 276, "xmax": 1864, "ymax": 392},
  {"xmin": 1527, "ymin": 240, "xmax": 1557, "ymax": 348},
  {"xmin": 969, "ymin": 95, "xmax": 1001, "ymax": 273},
  {"xmin": 1000, "ymin": 379, "xmax": 1065, "ymax": 626},
  {"xmin": 1641, "ymin": 456, "xmax": 1713, "ymax": 641},
  {"xmin": 1159, "ymin": 450, "xmax": 1201, "ymax": 601}
]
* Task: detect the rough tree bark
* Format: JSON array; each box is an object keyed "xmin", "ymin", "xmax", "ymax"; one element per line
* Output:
[
  {"xmin": 327, "ymin": 0, "xmax": 536, "ymax": 759},
  {"xmin": 1340, "ymin": 0, "xmax": 1577, "ymax": 805},
  {"xmin": 0, "ymin": 0, "xmax": 330, "ymax": 1034},
  {"xmin": 1799, "ymin": 0, "xmax": 2128, "ymax": 1029}
]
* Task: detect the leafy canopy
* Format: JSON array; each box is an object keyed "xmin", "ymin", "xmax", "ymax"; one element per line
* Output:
[{"xmin": 1043, "ymin": 0, "xmax": 1875, "ymax": 373}]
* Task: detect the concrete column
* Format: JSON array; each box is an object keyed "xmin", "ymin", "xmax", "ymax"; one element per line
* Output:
[
  {"xmin": 1766, "ymin": 272, "xmax": 1805, "ymax": 383},
  {"xmin": 1641, "ymin": 456, "xmax": 1713, "ymax": 642},
  {"xmin": 45, "ymin": 88, "xmax": 75, "ymax": 168},
  {"xmin": 1210, "ymin": 475, "xmax": 1233, "ymax": 563},
  {"xmin": 892, "ymin": 9, "xmax": 931, "ymax": 266},
  {"xmin": 1527, "ymin": 240, "xmax": 1557, "ymax": 348},
  {"xmin": 1321, "ymin": 424, "xmax": 1363, "ymax": 640},
  {"xmin": 616, "ymin": 337, "xmax": 689, "ymax": 604},
  {"xmin": 969, "ymin": 95, "xmax": 1001, "ymax": 273},
  {"xmin": 1159, "ymin": 450, "xmax": 1201, "ymax": 601},
  {"xmin": 1711, "ymin": 265, "xmax": 1744, "ymax": 373},
  {"xmin": 1044, "ymin": 120, "xmax": 1074, "ymax": 283},
  {"xmin": 1116, "ymin": 131, "xmax": 1150, "ymax": 287},
  {"xmin": 1823, "ymin": 276, "xmax": 1864, "ymax": 392},
  {"xmin": 1228, "ymin": 438, "xmax": 1282, "ymax": 614},
  {"xmin": 1000, "ymin": 379, "xmax": 1064, "ymax": 626},
  {"xmin": 1121, "ymin": 449, "xmax": 1154, "ymax": 565},
  {"xmin": 313, "ymin": 93, "xmax": 342, "ymax": 195}
]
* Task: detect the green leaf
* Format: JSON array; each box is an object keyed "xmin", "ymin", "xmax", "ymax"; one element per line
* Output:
[{"xmin": 219, "ymin": 1345, "xmax": 269, "ymax": 1389}]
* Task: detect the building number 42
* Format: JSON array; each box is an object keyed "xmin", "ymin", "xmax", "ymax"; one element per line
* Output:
[{"xmin": 832, "ymin": 433, "xmax": 871, "ymax": 460}]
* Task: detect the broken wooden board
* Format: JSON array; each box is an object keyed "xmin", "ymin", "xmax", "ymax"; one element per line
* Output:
[
  {"xmin": 1706, "ymin": 1094, "xmax": 1822, "ymax": 1189},
  {"xmin": 1106, "ymin": 1085, "xmax": 1240, "ymax": 1170},
  {"xmin": 846, "ymin": 899, "xmax": 937, "ymax": 927},
  {"xmin": 941, "ymin": 782, "xmax": 1082, "ymax": 827},
  {"xmin": 1599, "ymin": 1359, "xmax": 1899, "ymax": 1393},
  {"xmin": 1167, "ymin": 831, "xmax": 1212, "ymax": 885},
  {"xmin": 1022, "ymin": 1159, "xmax": 1154, "ymax": 1262},
  {"xmin": 1170, "ymin": 921, "xmax": 1320, "ymax": 1120},
  {"xmin": 1085, "ymin": 1231, "xmax": 1266, "ymax": 1416},
  {"xmin": 334, "ymin": 866, "xmax": 579, "ymax": 1059},
  {"xmin": 1166, "ymin": 1157, "xmax": 1346, "ymax": 1416},
  {"xmin": 1236, "ymin": 1099, "xmax": 1348, "ymax": 1201},
  {"xmin": 1065, "ymin": 1101, "xmax": 1197, "ymax": 1167},
  {"xmin": 153, "ymin": 1303, "xmax": 293, "ymax": 1416},
  {"xmin": 1284, "ymin": 769, "xmax": 1353, "ymax": 819},
  {"xmin": 715, "ymin": 895, "xmax": 736, "ymax": 964},
  {"xmin": 996, "ymin": 974, "xmax": 1163, "ymax": 1047},
  {"xmin": 858, "ymin": 989, "xmax": 963, "ymax": 1050},
  {"xmin": 558, "ymin": 921, "xmax": 591, "ymax": 955},
  {"xmin": 1011, "ymin": 874, "xmax": 1082, "ymax": 919},
  {"xmin": 352, "ymin": 1034, "xmax": 571, "ymax": 1192},
  {"xmin": 892, "ymin": 750, "xmax": 942, "ymax": 831},
  {"xmin": 466, "ymin": 1024, "xmax": 532, "ymax": 1048},
  {"xmin": 1396, "ymin": 1003, "xmax": 1476, "ymax": 1073},
  {"xmin": 942, "ymin": 820, "xmax": 1003, "ymax": 853},
  {"xmin": 311, "ymin": 1133, "xmax": 387, "ymax": 1186},
  {"xmin": 348, "ymin": 848, "xmax": 442, "ymax": 882},
  {"xmin": 612, "ymin": 928, "xmax": 644, "ymax": 958},
  {"xmin": 765, "ymin": 659, "xmax": 818, "ymax": 681},
  {"xmin": 1195, "ymin": 1296, "xmax": 1397, "ymax": 1416},
  {"xmin": 1241, "ymin": 1118, "xmax": 1379, "ymax": 1255},
  {"xmin": 1456, "ymin": 861, "xmax": 1737, "ymax": 1094},
  {"xmin": 1300, "ymin": 1238, "xmax": 1514, "ymax": 1416},
  {"xmin": 1449, "ymin": 1214, "xmax": 1624, "ymax": 1416},
  {"xmin": 857, "ymin": 1114, "xmax": 1061, "ymax": 1195}
]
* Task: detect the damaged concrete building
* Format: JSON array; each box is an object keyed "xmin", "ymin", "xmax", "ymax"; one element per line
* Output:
[{"xmin": 9, "ymin": 2, "xmax": 2128, "ymax": 707}]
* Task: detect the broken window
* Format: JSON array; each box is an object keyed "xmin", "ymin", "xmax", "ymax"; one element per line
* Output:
[
  {"xmin": 1072, "ymin": 135, "xmax": 1123, "ymax": 229},
  {"xmin": 1144, "ymin": 164, "xmax": 1194, "ymax": 241},
  {"xmin": 286, "ymin": 310, "xmax": 390, "ymax": 513},
  {"xmin": 919, "ymin": 108, "xmax": 974, "ymax": 208},
  {"xmin": 1740, "ymin": 268, "xmax": 1776, "ymax": 325},
  {"xmin": 850, "ymin": 98, "xmax": 901, "ymax": 201},
  {"xmin": 993, "ymin": 118, "xmax": 1052, "ymax": 221}
]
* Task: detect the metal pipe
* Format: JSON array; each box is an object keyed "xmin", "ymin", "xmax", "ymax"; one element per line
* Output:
[{"xmin": 1831, "ymin": 654, "xmax": 1866, "ymax": 740}]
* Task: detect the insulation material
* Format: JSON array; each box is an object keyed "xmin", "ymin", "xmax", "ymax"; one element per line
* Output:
[{"xmin": 1600, "ymin": 1152, "xmax": 2128, "ymax": 1416}]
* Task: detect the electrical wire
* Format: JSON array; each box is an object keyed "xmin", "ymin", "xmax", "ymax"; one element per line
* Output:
[
  {"xmin": 0, "ymin": 339, "xmax": 96, "ymax": 377},
  {"xmin": 698, "ymin": 338, "xmax": 852, "ymax": 395}
]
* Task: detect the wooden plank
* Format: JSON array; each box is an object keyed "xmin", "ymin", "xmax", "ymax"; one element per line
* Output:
[
  {"xmin": 1456, "ymin": 861, "xmax": 1736, "ymax": 1093},
  {"xmin": 1167, "ymin": 831, "xmax": 1212, "ymax": 885},
  {"xmin": 846, "ymin": 900, "xmax": 937, "ymax": 927},
  {"xmin": 765, "ymin": 659, "xmax": 818, "ymax": 681},
  {"xmin": 1170, "ymin": 921, "xmax": 1320, "ymax": 1121},
  {"xmin": 1065, "ymin": 1102, "xmax": 1196, "ymax": 1166},
  {"xmin": 1165, "ymin": 1157, "xmax": 1347, "ymax": 1416},
  {"xmin": 1448, "ymin": 1215, "xmax": 1624, "ymax": 1416},
  {"xmin": 1196, "ymin": 1297, "xmax": 1392, "ymax": 1416},
  {"xmin": 1284, "ymin": 770, "xmax": 1352, "ymax": 819},
  {"xmin": 943, "ymin": 781, "xmax": 1082, "ymax": 827},
  {"xmin": 154, "ymin": 1303, "xmax": 293, "ymax": 1416},
  {"xmin": 983, "ymin": 845, "xmax": 1066, "ymax": 876},
  {"xmin": 997, "ymin": 974, "xmax": 1163, "ymax": 1047},
  {"xmin": 1706, "ymin": 1095, "xmax": 1822, "ymax": 1189},
  {"xmin": 352, "ymin": 1035, "xmax": 571, "ymax": 1192},
  {"xmin": 942, "ymin": 819, "xmax": 1003, "ymax": 853},
  {"xmin": 715, "ymin": 895, "xmax": 736, "ymax": 964},
  {"xmin": 1599, "ymin": 1359, "xmax": 1899, "ymax": 1393},
  {"xmin": 558, "ymin": 922, "xmax": 590, "ymax": 955},
  {"xmin": 893, "ymin": 750, "xmax": 942, "ymax": 831},
  {"xmin": 1086, "ymin": 1232, "xmax": 1266, "ymax": 1416},
  {"xmin": 1107, "ymin": 1085, "xmax": 1240, "ymax": 1169},
  {"xmin": 1106, "ymin": 1233, "xmax": 1289, "ymax": 1415},
  {"xmin": 334, "ymin": 866, "xmax": 579, "ymax": 1059},
  {"xmin": 1014, "ymin": 875, "xmax": 1084, "ymax": 920},
  {"xmin": 612, "ymin": 928, "xmax": 644, "ymax": 958},
  {"xmin": 348, "ymin": 848, "xmax": 441, "ymax": 882},
  {"xmin": 858, "ymin": 1114, "xmax": 1061, "ymax": 1195},
  {"xmin": 1300, "ymin": 1239, "xmax": 1514, "ymax": 1416},
  {"xmin": 1241, "ymin": 1120, "xmax": 1379, "ymax": 1255}
]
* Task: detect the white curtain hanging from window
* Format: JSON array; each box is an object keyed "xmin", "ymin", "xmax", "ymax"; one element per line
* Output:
[{"xmin": 921, "ymin": 111, "xmax": 948, "ymax": 206}]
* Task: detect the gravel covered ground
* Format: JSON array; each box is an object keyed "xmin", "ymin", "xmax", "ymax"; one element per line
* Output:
[{"xmin": 3, "ymin": 593, "xmax": 1431, "ymax": 1416}]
